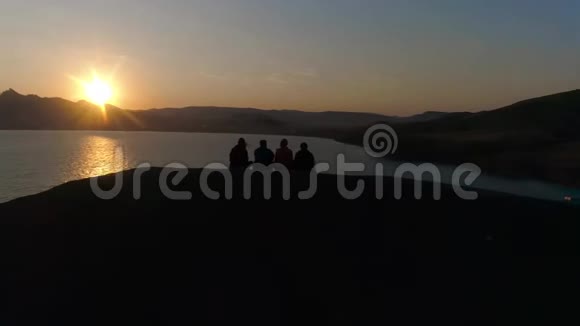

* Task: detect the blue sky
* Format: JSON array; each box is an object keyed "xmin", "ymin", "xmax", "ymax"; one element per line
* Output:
[{"xmin": 1, "ymin": 0, "xmax": 578, "ymax": 114}]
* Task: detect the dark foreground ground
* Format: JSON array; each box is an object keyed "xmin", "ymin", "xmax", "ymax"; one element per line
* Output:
[{"xmin": 0, "ymin": 168, "xmax": 579, "ymax": 325}]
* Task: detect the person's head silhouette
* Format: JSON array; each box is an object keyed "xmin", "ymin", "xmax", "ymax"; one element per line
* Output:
[
  {"xmin": 238, "ymin": 138, "xmax": 246, "ymax": 147},
  {"xmin": 260, "ymin": 140, "xmax": 267, "ymax": 148},
  {"xmin": 280, "ymin": 139, "xmax": 288, "ymax": 148},
  {"xmin": 300, "ymin": 142, "xmax": 308, "ymax": 151}
]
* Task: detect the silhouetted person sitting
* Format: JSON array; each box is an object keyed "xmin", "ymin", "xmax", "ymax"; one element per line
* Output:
[
  {"xmin": 294, "ymin": 142, "xmax": 315, "ymax": 171},
  {"xmin": 254, "ymin": 140, "xmax": 274, "ymax": 166},
  {"xmin": 229, "ymin": 138, "xmax": 250, "ymax": 169},
  {"xmin": 275, "ymin": 139, "xmax": 293, "ymax": 169}
]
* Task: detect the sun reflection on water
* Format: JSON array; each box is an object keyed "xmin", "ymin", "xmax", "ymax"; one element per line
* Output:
[{"xmin": 65, "ymin": 136, "xmax": 129, "ymax": 181}]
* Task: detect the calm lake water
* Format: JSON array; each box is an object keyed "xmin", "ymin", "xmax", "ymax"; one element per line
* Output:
[{"xmin": 0, "ymin": 130, "xmax": 577, "ymax": 203}]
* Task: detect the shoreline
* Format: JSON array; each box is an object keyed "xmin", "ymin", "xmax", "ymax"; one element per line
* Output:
[{"xmin": 2, "ymin": 128, "xmax": 578, "ymax": 190}]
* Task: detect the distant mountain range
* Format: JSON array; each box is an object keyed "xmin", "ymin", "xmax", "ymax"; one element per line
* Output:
[
  {"xmin": 1, "ymin": 87, "xmax": 579, "ymax": 187},
  {"xmin": 0, "ymin": 88, "xmax": 454, "ymax": 136}
]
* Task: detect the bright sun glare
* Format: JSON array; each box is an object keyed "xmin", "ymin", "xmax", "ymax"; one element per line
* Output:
[{"xmin": 83, "ymin": 75, "xmax": 113, "ymax": 107}]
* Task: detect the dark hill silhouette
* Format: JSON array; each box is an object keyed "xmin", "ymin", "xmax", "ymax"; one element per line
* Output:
[
  {"xmin": 0, "ymin": 89, "xmax": 137, "ymax": 130},
  {"xmin": 0, "ymin": 89, "xmax": 462, "ymax": 138},
  {"xmin": 395, "ymin": 89, "xmax": 580, "ymax": 138},
  {"xmin": 0, "ymin": 168, "xmax": 578, "ymax": 324},
  {"xmin": 2, "ymin": 88, "xmax": 579, "ymax": 186},
  {"xmin": 340, "ymin": 89, "xmax": 580, "ymax": 187},
  {"xmin": 476, "ymin": 89, "xmax": 580, "ymax": 135},
  {"xmin": 2, "ymin": 88, "xmax": 577, "ymax": 137},
  {"xmin": 0, "ymin": 89, "xmax": 439, "ymax": 136}
]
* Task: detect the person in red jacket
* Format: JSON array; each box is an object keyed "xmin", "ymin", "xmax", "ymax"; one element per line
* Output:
[{"xmin": 274, "ymin": 139, "xmax": 293, "ymax": 169}]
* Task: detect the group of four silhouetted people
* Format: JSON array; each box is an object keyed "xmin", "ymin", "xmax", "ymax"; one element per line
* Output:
[{"xmin": 230, "ymin": 138, "xmax": 315, "ymax": 171}]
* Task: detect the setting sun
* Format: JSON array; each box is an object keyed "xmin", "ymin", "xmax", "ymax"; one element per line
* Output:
[
  {"xmin": 84, "ymin": 76, "xmax": 113, "ymax": 107},
  {"xmin": 70, "ymin": 71, "xmax": 116, "ymax": 109}
]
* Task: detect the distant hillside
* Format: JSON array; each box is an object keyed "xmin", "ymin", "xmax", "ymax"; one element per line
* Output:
[
  {"xmin": 393, "ymin": 89, "xmax": 580, "ymax": 148},
  {"xmin": 341, "ymin": 89, "xmax": 580, "ymax": 187},
  {"xmin": 0, "ymin": 89, "xmax": 446, "ymax": 136},
  {"xmin": 395, "ymin": 89, "xmax": 580, "ymax": 138},
  {"xmin": 0, "ymin": 89, "xmax": 135, "ymax": 131}
]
